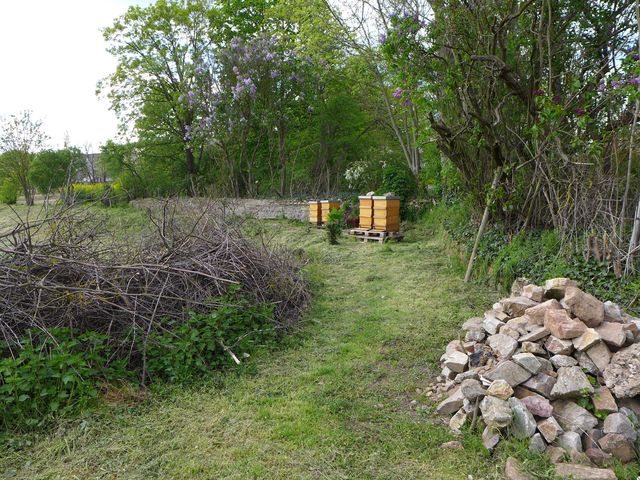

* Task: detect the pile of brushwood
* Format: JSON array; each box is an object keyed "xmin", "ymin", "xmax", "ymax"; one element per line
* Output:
[{"xmin": 0, "ymin": 201, "xmax": 309, "ymax": 428}]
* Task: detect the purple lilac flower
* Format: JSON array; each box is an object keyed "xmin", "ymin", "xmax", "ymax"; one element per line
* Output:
[
  {"xmin": 270, "ymin": 70, "xmax": 280, "ymax": 78},
  {"xmin": 533, "ymin": 88, "xmax": 545, "ymax": 96},
  {"xmin": 629, "ymin": 77, "xmax": 640, "ymax": 86},
  {"xmin": 612, "ymin": 80, "xmax": 625, "ymax": 89},
  {"xmin": 379, "ymin": 33, "xmax": 387, "ymax": 44},
  {"xmin": 597, "ymin": 81, "xmax": 606, "ymax": 93},
  {"xmin": 574, "ymin": 107, "xmax": 586, "ymax": 116},
  {"xmin": 401, "ymin": 99, "xmax": 413, "ymax": 107},
  {"xmin": 634, "ymin": 54, "xmax": 640, "ymax": 61},
  {"xmin": 392, "ymin": 87, "xmax": 403, "ymax": 98},
  {"xmin": 553, "ymin": 94, "xmax": 562, "ymax": 104}
]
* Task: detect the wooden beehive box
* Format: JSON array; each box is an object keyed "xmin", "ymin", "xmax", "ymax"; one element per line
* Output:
[
  {"xmin": 320, "ymin": 200, "xmax": 341, "ymax": 223},
  {"xmin": 372, "ymin": 196, "xmax": 400, "ymax": 232},
  {"xmin": 309, "ymin": 201, "xmax": 321, "ymax": 225},
  {"xmin": 358, "ymin": 195, "xmax": 374, "ymax": 229}
]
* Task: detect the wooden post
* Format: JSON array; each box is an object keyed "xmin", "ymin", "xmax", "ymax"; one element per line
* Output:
[
  {"xmin": 464, "ymin": 167, "xmax": 502, "ymax": 283},
  {"xmin": 625, "ymin": 197, "xmax": 640, "ymax": 275}
]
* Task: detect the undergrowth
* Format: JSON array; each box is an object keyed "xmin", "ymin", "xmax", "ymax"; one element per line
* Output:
[{"xmin": 425, "ymin": 202, "xmax": 640, "ymax": 314}]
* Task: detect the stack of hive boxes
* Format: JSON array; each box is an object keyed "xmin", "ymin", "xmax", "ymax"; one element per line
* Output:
[{"xmin": 358, "ymin": 195, "xmax": 400, "ymax": 232}]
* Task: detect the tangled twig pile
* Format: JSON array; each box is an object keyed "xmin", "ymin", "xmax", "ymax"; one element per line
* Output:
[
  {"xmin": 0, "ymin": 201, "xmax": 309, "ymax": 375},
  {"xmin": 434, "ymin": 278, "xmax": 640, "ymax": 477}
]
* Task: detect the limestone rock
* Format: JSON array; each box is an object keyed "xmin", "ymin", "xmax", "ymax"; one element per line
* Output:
[
  {"xmin": 449, "ymin": 408, "xmax": 467, "ymax": 433},
  {"xmin": 552, "ymin": 400, "xmax": 598, "ymax": 433},
  {"xmin": 501, "ymin": 296, "xmax": 539, "ymax": 317},
  {"xmin": 545, "ymin": 336, "xmax": 574, "ymax": 355},
  {"xmin": 519, "ymin": 326, "xmax": 550, "ymax": 343},
  {"xmin": 554, "ymin": 464, "xmax": 616, "ymax": 480},
  {"xmin": 572, "ymin": 328, "xmax": 601, "ymax": 351},
  {"xmin": 444, "ymin": 350, "xmax": 468, "ymax": 373},
  {"xmin": 462, "ymin": 317, "xmax": 484, "ymax": 331},
  {"xmin": 522, "ymin": 372, "xmax": 557, "ymax": 398},
  {"xmin": 483, "ymin": 315, "xmax": 505, "ymax": 335},
  {"xmin": 598, "ymin": 433, "xmax": 637, "ymax": 463},
  {"xmin": 454, "ymin": 370, "xmax": 479, "ymax": 384},
  {"xmin": 522, "ymin": 284, "xmax": 544, "ymax": 302},
  {"xmin": 465, "ymin": 328, "xmax": 485, "ymax": 342},
  {"xmin": 546, "ymin": 445, "xmax": 567, "ymax": 464},
  {"xmin": 520, "ymin": 341, "xmax": 546, "ymax": 355},
  {"xmin": 538, "ymin": 416, "xmax": 564, "ymax": 443},
  {"xmin": 480, "ymin": 395, "xmax": 513, "ymax": 428},
  {"xmin": 603, "ymin": 301, "xmax": 624, "ymax": 323},
  {"xmin": 603, "ymin": 343, "xmax": 640, "ymax": 398},
  {"xmin": 595, "ymin": 322, "xmax": 626, "ymax": 348},
  {"xmin": 529, "ymin": 432, "xmax": 547, "ymax": 453},
  {"xmin": 572, "ymin": 351, "xmax": 598, "ymax": 376},
  {"xmin": 439, "ymin": 440, "xmax": 463, "ymax": 450},
  {"xmin": 525, "ymin": 299, "xmax": 563, "ymax": 325},
  {"xmin": 512, "ymin": 352, "xmax": 542, "ymax": 374},
  {"xmin": 500, "ymin": 326, "xmax": 521, "ymax": 340},
  {"xmin": 544, "ymin": 278, "xmax": 578, "ymax": 300},
  {"xmin": 484, "ymin": 360, "xmax": 532, "ymax": 387},
  {"xmin": 584, "ymin": 448, "xmax": 613, "ymax": 467},
  {"xmin": 482, "ymin": 425, "xmax": 500, "ymax": 450},
  {"xmin": 511, "ymin": 278, "xmax": 530, "ymax": 296},
  {"xmin": 505, "ymin": 456, "xmax": 532, "ymax": 480},
  {"xmin": 509, "ymin": 397, "xmax": 537, "ymax": 439},
  {"xmin": 556, "ymin": 431, "xmax": 583, "ymax": 453},
  {"xmin": 582, "ymin": 428, "xmax": 604, "ymax": 451},
  {"xmin": 603, "ymin": 412, "xmax": 637, "ymax": 442},
  {"xmin": 505, "ymin": 316, "xmax": 530, "ymax": 335},
  {"xmin": 564, "ymin": 286, "xmax": 604, "ymax": 327},
  {"xmin": 550, "ymin": 355, "xmax": 578, "ymax": 369},
  {"xmin": 584, "ymin": 342, "xmax": 611, "ymax": 374},
  {"xmin": 550, "ymin": 366, "xmax": 594, "ymax": 399},
  {"xmin": 487, "ymin": 333, "xmax": 518, "ymax": 360},
  {"xmin": 520, "ymin": 394, "xmax": 553, "ymax": 417},
  {"xmin": 592, "ymin": 387, "xmax": 617, "ymax": 414},
  {"xmin": 436, "ymin": 388, "xmax": 465, "ymax": 415},
  {"xmin": 460, "ymin": 378, "xmax": 486, "ymax": 401},
  {"xmin": 486, "ymin": 379, "xmax": 514, "ymax": 400},
  {"xmin": 544, "ymin": 309, "xmax": 587, "ymax": 339}
]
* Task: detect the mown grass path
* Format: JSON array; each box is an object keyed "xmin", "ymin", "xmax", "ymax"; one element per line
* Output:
[{"xmin": 3, "ymin": 220, "xmax": 510, "ymax": 479}]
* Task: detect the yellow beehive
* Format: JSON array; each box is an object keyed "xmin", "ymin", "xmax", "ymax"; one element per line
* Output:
[
  {"xmin": 358, "ymin": 195, "xmax": 374, "ymax": 229},
  {"xmin": 320, "ymin": 200, "xmax": 341, "ymax": 223},
  {"xmin": 309, "ymin": 201, "xmax": 322, "ymax": 225},
  {"xmin": 372, "ymin": 196, "xmax": 400, "ymax": 232}
]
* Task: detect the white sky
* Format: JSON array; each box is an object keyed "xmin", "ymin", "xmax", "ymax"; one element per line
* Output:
[{"xmin": 0, "ymin": 0, "xmax": 153, "ymax": 152}]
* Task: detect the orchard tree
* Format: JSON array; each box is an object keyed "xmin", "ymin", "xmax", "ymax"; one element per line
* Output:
[{"xmin": 0, "ymin": 110, "xmax": 49, "ymax": 205}]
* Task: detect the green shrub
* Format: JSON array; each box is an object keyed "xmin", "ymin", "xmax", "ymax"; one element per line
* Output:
[
  {"xmin": 326, "ymin": 208, "xmax": 344, "ymax": 245},
  {"xmin": 0, "ymin": 179, "xmax": 19, "ymax": 204},
  {"xmin": 0, "ymin": 329, "xmax": 126, "ymax": 430},
  {"xmin": 70, "ymin": 183, "xmax": 127, "ymax": 206},
  {"xmin": 145, "ymin": 288, "xmax": 276, "ymax": 382},
  {"xmin": 379, "ymin": 161, "xmax": 417, "ymax": 219}
]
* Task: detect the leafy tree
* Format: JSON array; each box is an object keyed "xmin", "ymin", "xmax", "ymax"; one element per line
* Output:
[
  {"xmin": 101, "ymin": 0, "xmax": 218, "ymax": 195},
  {"xmin": 0, "ymin": 111, "xmax": 48, "ymax": 205},
  {"xmin": 29, "ymin": 148, "xmax": 86, "ymax": 193}
]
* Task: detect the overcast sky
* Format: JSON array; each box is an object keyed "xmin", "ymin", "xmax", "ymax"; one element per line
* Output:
[{"xmin": 0, "ymin": 0, "xmax": 153, "ymax": 152}]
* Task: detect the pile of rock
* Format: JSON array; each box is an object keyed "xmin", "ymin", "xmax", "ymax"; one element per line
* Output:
[{"xmin": 435, "ymin": 278, "xmax": 640, "ymax": 474}]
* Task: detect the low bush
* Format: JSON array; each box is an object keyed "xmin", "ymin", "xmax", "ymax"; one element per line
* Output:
[
  {"xmin": 0, "ymin": 328, "xmax": 128, "ymax": 430},
  {"xmin": 326, "ymin": 208, "xmax": 344, "ymax": 245},
  {"xmin": 145, "ymin": 287, "xmax": 276, "ymax": 382},
  {"xmin": 70, "ymin": 182, "xmax": 127, "ymax": 206},
  {"xmin": 0, "ymin": 179, "xmax": 19, "ymax": 205}
]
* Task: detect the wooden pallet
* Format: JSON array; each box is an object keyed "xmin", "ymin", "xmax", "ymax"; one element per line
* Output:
[{"xmin": 347, "ymin": 228, "xmax": 403, "ymax": 243}]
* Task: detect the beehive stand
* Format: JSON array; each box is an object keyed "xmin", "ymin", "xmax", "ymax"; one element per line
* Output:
[{"xmin": 348, "ymin": 228, "xmax": 404, "ymax": 243}]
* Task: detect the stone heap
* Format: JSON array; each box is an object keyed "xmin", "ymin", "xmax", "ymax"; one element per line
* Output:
[{"xmin": 435, "ymin": 278, "xmax": 640, "ymax": 475}]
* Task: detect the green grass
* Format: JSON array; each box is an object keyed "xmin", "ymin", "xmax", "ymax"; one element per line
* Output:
[{"xmin": 1, "ymin": 213, "xmax": 629, "ymax": 479}]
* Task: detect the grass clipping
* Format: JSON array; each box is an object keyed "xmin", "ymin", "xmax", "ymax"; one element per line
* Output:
[{"xmin": 0, "ymin": 201, "xmax": 310, "ymax": 375}]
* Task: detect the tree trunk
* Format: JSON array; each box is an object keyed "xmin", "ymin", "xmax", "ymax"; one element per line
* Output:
[
  {"xmin": 278, "ymin": 123, "xmax": 287, "ymax": 197},
  {"xmin": 464, "ymin": 167, "xmax": 502, "ymax": 282},
  {"xmin": 185, "ymin": 147, "xmax": 196, "ymax": 196}
]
